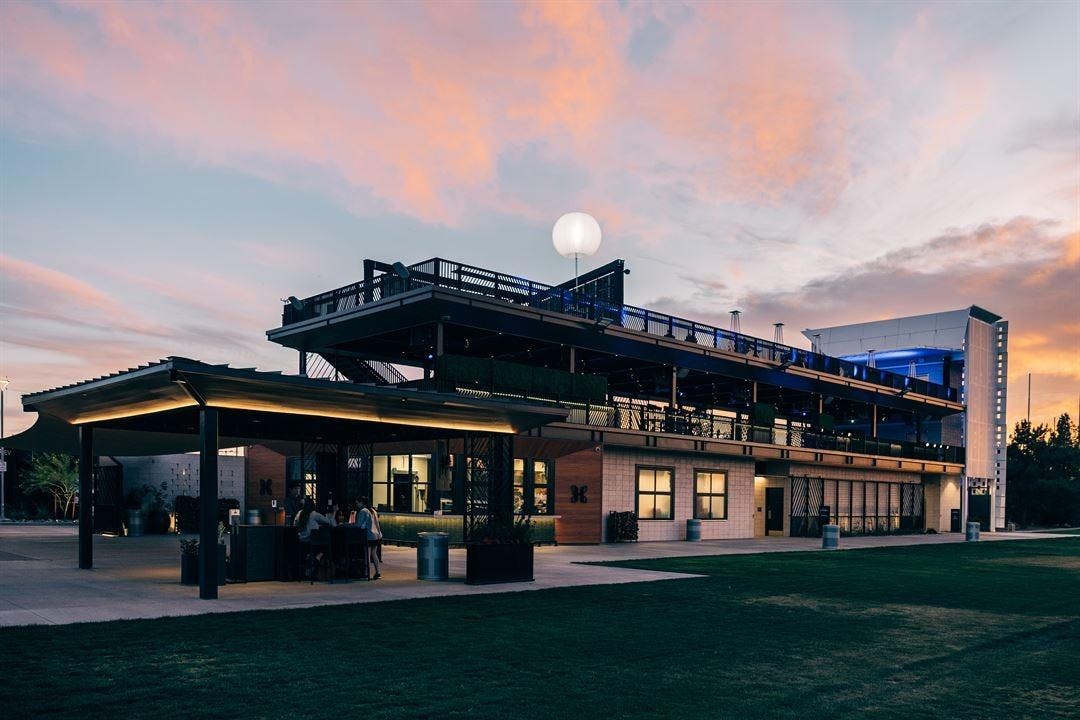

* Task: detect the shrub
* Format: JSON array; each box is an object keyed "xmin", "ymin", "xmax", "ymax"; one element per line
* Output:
[
  {"xmin": 607, "ymin": 511, "xmax": 638, "ymax": 543},
  {"xmin": 174, "ymin": 496, "xmax": 199, "ymax": 533},
  {"xmin": 174, "ymin": 496, "xmax": 240, "ymax": 534}
]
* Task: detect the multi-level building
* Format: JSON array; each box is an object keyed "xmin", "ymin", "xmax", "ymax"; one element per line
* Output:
[
  {"xmin": 260, "ymin": 257, "xmax": 969, "ymax": 543},
  {"xmin": 805, "ymin": 307, "xmax": 1008, "ymax": 531}
]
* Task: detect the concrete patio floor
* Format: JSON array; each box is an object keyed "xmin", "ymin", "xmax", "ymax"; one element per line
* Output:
[{"xmin": 0, "ymin": 524, "xmax": 1067, "ymax": 627}]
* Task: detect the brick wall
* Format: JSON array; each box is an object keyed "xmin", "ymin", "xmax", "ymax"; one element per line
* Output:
[
  {"xmin": 116, "ymin": 454, "xmax": 246, "ymax": 512},
  {"xmin": 246, "ymin": 445, "xmax": 287, "ymax": 515},
  {"xmin": 600, "ymin": 448, "xmax": 755, "ymax": 542}
]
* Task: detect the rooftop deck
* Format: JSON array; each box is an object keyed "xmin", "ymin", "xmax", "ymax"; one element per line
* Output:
[{"xmin": 281, "ymin": 257, "xmax": 959, "ymax": 403}]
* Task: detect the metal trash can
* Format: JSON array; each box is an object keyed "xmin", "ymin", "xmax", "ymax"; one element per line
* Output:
[
  {"xmin": 245, "ymin": 508, "xmax": 261, "ymax": 525},
  {"xmin": 417, "ymin": 532, "xmax": 449, "ymax": 580},
  {"xmin": 966, "ymin": 522, "xmax": 980, "ymax": 542},
  {"xmin": 685, "ymin": 518, "xmax": 702, "ymax": 542},
  {"xmin": 822, "ymin": 524, "xmax": 839, "ymax": 550}
]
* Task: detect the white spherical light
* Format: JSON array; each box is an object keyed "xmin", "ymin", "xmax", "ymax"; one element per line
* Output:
[{"xmin": 552, "ymin": 212, "xmax": 602, "ymax": 259}]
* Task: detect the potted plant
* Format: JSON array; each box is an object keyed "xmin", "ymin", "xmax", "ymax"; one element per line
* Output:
[
  {"xmin": 144, "ymin": 483, "xmax": 172, "ymax": 534},
  {"xmin": 124, "ymin": 486, "xmax": 150, "ymax": 537},
  {"xmin": 465, "ymin": 515, "xmax": 535, "ymax": 585},
  {"xmin": 178, "ymin": 523, "xmax": 228, "ymax": 586},
  {"xmin": 179, "ymin": 538, "xmax": 199, "ymax": 585}
]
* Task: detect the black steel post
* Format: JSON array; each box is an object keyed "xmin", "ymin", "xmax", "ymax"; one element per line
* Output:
[
  {"xmin": 199, "ymin": 407, "xmax": 219, "ymax": 600},
  {"xmin": 78, "ymin": 425, "xmax": 94, "ymax": 569}
]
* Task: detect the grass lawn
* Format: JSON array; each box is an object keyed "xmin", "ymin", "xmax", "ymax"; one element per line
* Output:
[
  {"xmin": 1033, "ymin": 527, "xmax": 1080, "ymax": 535},
  {"xmin": 2, "ymin": 539, "xmax": 1078, "ymax": 720}
]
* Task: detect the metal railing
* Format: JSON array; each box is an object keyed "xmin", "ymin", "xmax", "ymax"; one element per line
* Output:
[
  {"xmin": 452, "ymin": 387, "xmax": 965, "ymax": 464},
  {"xmin": 282, "ymin": 257, "xmax": 958, "ymax": 402}
]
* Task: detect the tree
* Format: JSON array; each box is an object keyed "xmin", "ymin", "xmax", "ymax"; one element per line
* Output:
[
  {"xmin": 21, "ymin": 453, "xmax": 79, "ymax": 519},
  {"xmin": 1007, "ymin": 413, "xmax": 1080, "ymax": 527}
]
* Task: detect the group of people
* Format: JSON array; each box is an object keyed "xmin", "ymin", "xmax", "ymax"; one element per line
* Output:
[{"xmin": 294, "ymin": 496, "xmax": 383, "ymax": 580}]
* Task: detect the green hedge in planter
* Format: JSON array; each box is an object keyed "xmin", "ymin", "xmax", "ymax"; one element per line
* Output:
[
  {"xmin": 608, "ymin": 511, "xmax": 638, "ymax": 542},
  {"xmin": 174, "ymin": 496, "xmax": 240, "ymax": 534}
]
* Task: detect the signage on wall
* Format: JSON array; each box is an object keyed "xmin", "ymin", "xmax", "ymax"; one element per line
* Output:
[
  {"xmin": 258, "ymin": 478, "xmax": 273, "ymax": 495},
  {"xmin": 571, "ymin": 484, "xmax": 588, "ymax": 503}
]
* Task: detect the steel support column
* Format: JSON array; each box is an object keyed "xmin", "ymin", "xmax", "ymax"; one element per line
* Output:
[
  {"xmin": 78, "ymin": 425, "xmax": 94, "ymax": 569},
  {"xmin": 199, "ymin": 407, "xmax": 219, "ymax": 600}
]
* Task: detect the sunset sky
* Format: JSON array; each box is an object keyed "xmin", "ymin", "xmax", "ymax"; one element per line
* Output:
[{"xmin": 1, "ymin": 0, "xmax": 1077, "ymax": 435}]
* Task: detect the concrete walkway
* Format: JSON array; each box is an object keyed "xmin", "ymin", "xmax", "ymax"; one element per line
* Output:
[{"xmin": 0, "ymin": 525, "xmax": 1069, "ymax": 628}]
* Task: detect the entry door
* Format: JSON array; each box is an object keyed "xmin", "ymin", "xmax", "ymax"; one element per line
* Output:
[{"xmin": 765, "ymin": 487, "xmax": 784, "ymax": 533}]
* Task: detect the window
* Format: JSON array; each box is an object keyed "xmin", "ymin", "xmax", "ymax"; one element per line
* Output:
[
  {"xmin": 371, "ymin": 454, "xmax": 431, "ymax": 513},
  {"xmin": 637, "ymin": 466, "xmax": 673, "ymax": 519},
  {"xmin": 694, "ymin": 470, "xmax": 727, "ymax": 520},
  {"xmin": 512, "ymin": 458, "xmax": 554, "ymax": 515},
  {"xmin": 533, "ymin": 460, "xmax": 551, "ymax": 514}
]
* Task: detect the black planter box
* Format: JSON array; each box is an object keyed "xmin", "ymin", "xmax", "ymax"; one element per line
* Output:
[
  {"xmin": 465, "ymin": 543, "xmax": 534, "ymax": 585},
  {"xmin": 180, "ymin": 553, "xmax": 198, "ymax": 585},
  {"xmin": 179, "ymin": 544, "xmax": 227, "ymax": 586}
]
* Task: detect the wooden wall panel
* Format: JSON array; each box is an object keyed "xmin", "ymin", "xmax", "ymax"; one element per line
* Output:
[
  {"xmin": 245, "ymin": 445, "xmax": 286, "ymax": 515},
  {"xmin": 553, "ymin": 448, "xmax": 603, "ymax": 543}
]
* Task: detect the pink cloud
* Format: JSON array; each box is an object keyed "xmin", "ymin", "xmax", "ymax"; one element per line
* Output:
[{"xmin": 0, "ymin": 1, "xmax": 867, "ymax": 225}]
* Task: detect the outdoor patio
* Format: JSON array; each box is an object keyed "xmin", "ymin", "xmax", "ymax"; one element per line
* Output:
[{"xmin": 0, "ymin": 524, "xmax": 1066, "ymax": 627}]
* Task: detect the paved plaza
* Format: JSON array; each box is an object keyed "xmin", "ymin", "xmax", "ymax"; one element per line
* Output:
[{"xmin": 0, "ymin": 524, "xmax": 1067, "ymax": 627}]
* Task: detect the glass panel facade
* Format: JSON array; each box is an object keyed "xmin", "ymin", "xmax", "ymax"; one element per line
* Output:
[{"xmin": 371, "ymin": 454, "xmax": 431, "ymax": 512}]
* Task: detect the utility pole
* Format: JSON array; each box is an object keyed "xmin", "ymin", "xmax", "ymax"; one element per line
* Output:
[
  {"xmin": 0, "ymin": 377, "xmax": 8, "ymax": 521},
  {"xmin": 1027, "ymin": 373, "xmax": 1031, "ymax": 423}
]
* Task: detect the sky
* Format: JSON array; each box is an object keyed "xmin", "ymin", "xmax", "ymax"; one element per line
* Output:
[{"xmin": 1, "ymin": 0, "xmax": 1078, "ymax": 436}]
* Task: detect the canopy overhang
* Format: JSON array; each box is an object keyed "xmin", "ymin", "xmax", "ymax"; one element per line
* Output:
[{"xmin": 7, "ymin": 357, "xmax": 569, "ymax": 454}]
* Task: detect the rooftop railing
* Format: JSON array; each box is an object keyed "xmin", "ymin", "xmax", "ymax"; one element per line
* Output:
[
  {"xmin": 282, "ymin": 257, "xmax": 958, "ymax": 402},
  {"xmin": 451, "ymin": 388, "xmax": 965, "ymax": 464}
]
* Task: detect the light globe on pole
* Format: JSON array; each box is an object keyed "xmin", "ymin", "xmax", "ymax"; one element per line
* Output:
[{"xmin": 552, "ymin": 211, "xmax": 602, "ymax": 285}]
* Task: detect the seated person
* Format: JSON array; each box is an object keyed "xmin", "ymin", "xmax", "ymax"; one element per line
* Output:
[{"xmin": 295, "ymin": 498, "xmax": 336, "ymax": 541}]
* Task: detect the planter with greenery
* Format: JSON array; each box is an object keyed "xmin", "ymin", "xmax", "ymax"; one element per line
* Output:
[
  {"xmin": 178, "ymin": 524, "xmax": 228, "ymax": 586},
  {"xmin": 607, "ymin": 511, "xmax": 639, "ymax": 543},
  {"xmin": 179, "ymin": 538, "xmax": 199, "ymax": 585},
  {"xmin": 124, "ymin": 487, "xmax": 149, "ymax": 537},
  {"xmin": 465, "ymin": 516, "xmax": 534, "ymax": 585}
]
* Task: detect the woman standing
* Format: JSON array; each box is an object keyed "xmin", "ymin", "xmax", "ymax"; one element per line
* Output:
[{"xmin": 357, "ymin": 497, "xmax": 383, "ymax": 580}]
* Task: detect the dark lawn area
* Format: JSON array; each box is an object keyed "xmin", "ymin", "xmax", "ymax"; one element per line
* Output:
[{"xmin": 2, "ymin": 539, "xmax": 1078, "ymax": 720}]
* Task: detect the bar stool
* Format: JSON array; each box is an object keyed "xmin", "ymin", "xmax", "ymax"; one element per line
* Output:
[{"xmin": 305, "ymin": 527, "xmax": 334, "ymax": 584}]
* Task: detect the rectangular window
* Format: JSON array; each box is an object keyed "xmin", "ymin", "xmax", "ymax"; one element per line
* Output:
[
  {"xmin": 694, "ymin": 470, "xmax": 727, "ymax": 520},
  {"xmin": 637, "ymin": 466, "xmax": 674, "ymax": 520},
  {"xmin": 533, "ymin": 460, "xmax": 551, "ymax": 514},
  {"xmin": 511, "ymin": 458, "xmax": 554, "ymax": 515},
  {"xmin": 513, "ymin": 459, "xmax": 526, "ymax": 514},
  {"xmin": 371, "ymin": 454, "xmax": 431, "ymax": 513}
]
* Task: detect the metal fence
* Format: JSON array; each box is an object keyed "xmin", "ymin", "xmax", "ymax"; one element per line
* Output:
[{"xmin": 282, "ymin": 257, "xmax": 958, "ymax": 402}]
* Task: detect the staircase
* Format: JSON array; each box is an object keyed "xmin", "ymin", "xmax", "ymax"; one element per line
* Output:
[{"xmin": 307, "ymin": 354, "xmax": 408, "ymax": 385}]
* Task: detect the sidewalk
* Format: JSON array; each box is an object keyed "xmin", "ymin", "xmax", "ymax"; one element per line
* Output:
[{"xmin": 0, "ymin": 525, "xmax": 1070, "ymax": 627}]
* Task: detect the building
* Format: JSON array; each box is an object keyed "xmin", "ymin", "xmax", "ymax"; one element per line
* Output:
[
  {"xmin": 804, "ymin": 308, "xmax": 1008, "ymax": 531},
  {"xmin": 265, "ymin": 257, "xmax": 969, "ymax": 542}
]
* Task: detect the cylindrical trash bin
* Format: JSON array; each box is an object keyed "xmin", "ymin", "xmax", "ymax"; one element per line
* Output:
[
  {"xmin": 822, "ymin": 524, "xmax": 839, "ymax": 550},
  {"xmin": 246, "ymin": 508, "xmax": 261, "ymax": 525},
  {"xmin": 685, "ymin": 518, "xmax": 702, "ymax": 542},
  {"xmin": 417, "ymin": 532, "xmax": 449, "ymax": 580},
  {"xmin": 966, "ymin": 522, "xmax": 980, "ymax": 542},
  {"xmin": 128, "ymin": 511, "xmax": 144, "ymax": 537}
]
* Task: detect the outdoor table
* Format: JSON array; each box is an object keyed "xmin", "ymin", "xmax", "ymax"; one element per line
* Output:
[{"xmin": 331, "ymin": 525, "xmax": 369, "ymax": 580}]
